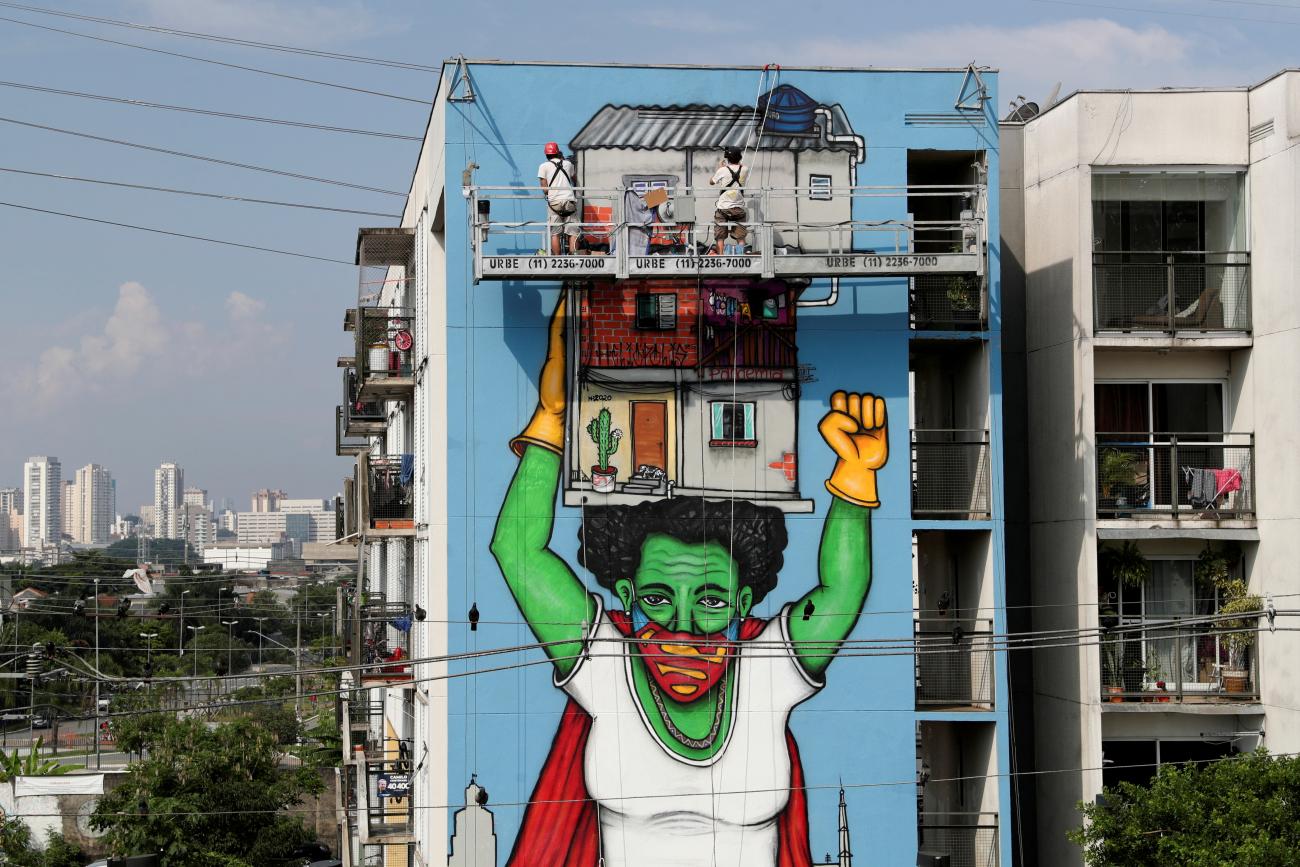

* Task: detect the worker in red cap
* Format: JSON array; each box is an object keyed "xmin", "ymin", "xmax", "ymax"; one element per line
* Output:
[{"xmin": 537, "ymin": 142, "xmax": 579, "ymax": 255}]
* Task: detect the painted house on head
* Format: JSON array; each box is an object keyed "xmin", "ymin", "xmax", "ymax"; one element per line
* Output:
[
  {"xmin": 570, "ymin": 84, "xmax": 866, "ymax": 255},
  {"xmin": 566, "ymin": 275, "xmax": 807, "ymax": 510}
]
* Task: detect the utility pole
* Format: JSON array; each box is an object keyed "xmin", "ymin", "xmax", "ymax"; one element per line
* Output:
[
  {"xmin": 254, "ymin": 617, "xmax": 267, "ymax": 669},
  {"xmin": 179, "ymin": 589, "xmax": 189, "ymax": 656},
  {"xmin": 221, "ymin": 620, "xmax": 238, "ymax": 693},
  {"xmin": 295, "ymin": 590, "xmax": 303, "ymax": 721},
  {"xmin": 94, "ymin": 576, "xmax": 100, "ymax": 770}
]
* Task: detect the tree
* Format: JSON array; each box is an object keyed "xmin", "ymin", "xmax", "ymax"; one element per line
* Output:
[
  {"xmin": 1071, "ymin": 750, "xmax": 1300, "ymax": 866},
  {"xmin": 91, "ymin": 716, "xmax": 323, "ymax": 866},
  {"xmin": 0, "ymin": 818, "xmax": 84, "ymax": 867},
  {"xmin": 0, "ymin": 740, "xmax": 82, "ymax": 781}
]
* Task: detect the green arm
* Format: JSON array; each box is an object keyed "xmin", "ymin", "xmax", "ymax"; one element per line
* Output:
[
  {"xmin": 787, "ymin": 497, "xmax": 872, "ymax": 678},
  {"xmin": 488, "ymin": 445, "xmax": 596, "ymax": 679}
]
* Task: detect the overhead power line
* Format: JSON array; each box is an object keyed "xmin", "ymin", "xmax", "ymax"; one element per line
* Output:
[
  {"xmin": 0, "ymin": 200, "xmax": 353, "ymax": 265},
  {"xmin": 0, "ymin": 2, "xmax": 441, "ymax": 71},
  {"xmin": 0, "ymin": 115, "xmax": 407, "ymax": 196},
  {"xmin": 0, "ymin": 14, "xmax": 431, "ymax": 104},
  {"xmin": 0, "ymin": 79, "xmax": 422, "ymax": 141},
  {"xmin": 0, "ymin": 166, "xmax": 397, "ymax": 218}
]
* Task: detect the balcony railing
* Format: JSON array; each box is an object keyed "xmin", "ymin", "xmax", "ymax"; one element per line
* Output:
[
  {"xmin": 364, "ymin": 757, "xmax": 413, "ymax": 841},
  {"xmin": 911, "ymin": 274, "xmax": 987, "ymax": 330},
  {"xmin": 1093, "ymin": 251, "xmax": 1251, "ymax": 334},
  {"xmin": 355, "ymin": 308, "xmax": 415, "ymax": 400},
  {"xmin": 1100, "ymin": 620, "xmax": 1259, "ymax": 703},
  {"xmin": 362, "ymin": 454, "xmax": 414, "ymax": 536},
  {"xmin": 1095, "ymin": 432, "xmax": 1254, "ymax": 519},
  {"xmin": 468, "ymin": 184, "xmax": 986, "ymax": 281},
  {"xmin": 355, "ymin": 598, "xmax": 412, "ymax": 684},
  {"xmin": 918, "ymin": 812, "xmax": 999, "ymax": 867},
  {"xmin": 911, "ymin": 430, "xmax": 992, "ymax": 519},
  {"xmin": 915, "ymin": 619, "xmax": 995, "ymax": 708},
  {"xmin": 343, "ymin": 367, "xmax": 386, "ymax": 437},
  {"xmin": 336, "ymin": 406, "xmax": 370, "ymax": 457}
]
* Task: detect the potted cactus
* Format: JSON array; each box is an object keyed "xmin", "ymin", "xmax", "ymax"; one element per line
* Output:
[{"xmin": 586, "ymin": 408, "xmax": 622, "ymax": 493}]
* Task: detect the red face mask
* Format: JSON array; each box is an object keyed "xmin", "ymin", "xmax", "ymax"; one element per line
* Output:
[{"xmin": 634, "ymin": 621, "xmax": 733, "ymax": 703}]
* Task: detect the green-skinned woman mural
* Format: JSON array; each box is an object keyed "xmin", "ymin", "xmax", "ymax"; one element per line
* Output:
[{"xmin": 490, "ymin": 297, "xmax": 887, "ymax": 867}]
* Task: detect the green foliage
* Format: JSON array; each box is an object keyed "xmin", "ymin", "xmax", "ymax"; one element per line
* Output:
[
  {"xmin": 1071, "ymin": 750, "xmax": 1300, "ymax": 866},
  {"xmin": 104, "ymin": 537, "xmax": 198, "ymax": 563},
  {"xmin": 0, "ymin": 740, "xmax": 82, "ymax": 782},
  {"xmin": 1099, "ymin": 541, "xmax": 1151, "ymax": 588},
  {"xmin": 291, "ymin": 717, "xmax": 342, "ymax": 770},
  {"xmin": 90, "ymin": 716, "xmax": 323, "ymax": 866},
  {"xmin": 586, "ymin": 407, "xmax": 622, "ymax": 471},
  {"xmin": 0, "ymin": 818, "xmax": 84, "ymax": 867},
  {"xmin": 1195, "ymin": 541, "xmax": 1241, "ymax": 590},
  {"xmin": 1099, "ymin": 448, "xmax": 1142, "ymax": 495},
  {"xmin": 1216, "ymin": 577, "xmax": 1263, "ymax": 667}
]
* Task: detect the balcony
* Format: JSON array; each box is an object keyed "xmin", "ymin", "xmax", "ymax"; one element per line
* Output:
[
  {"xmin": 360, "ymin": 454, "xmax": 415, "ymax": 537},
  {"xmin": 336, "ymin": 406, "xmax": 370, "ymax": 457},
  {"xmin": 918, "ymin": 813, "xmax": 999, "ymax": 867},
  {"xmin": 915, "ymin": 619, "xmax": 995, "ymax": 709},
  {"xmin": 467, "ymin": 184, "xmax": 985, "ymax": 281},
  {"xmin": 361, "ymin": 757, "xmax": 414, "ymax": 843},
  {"xmin": 355, "ymin": 597, "xmax": 412, "ymax": 686},
  {"xmin": 1095, "ymin": 433, "xmax": 1254, "ymax": 520},
  {"xmin": 343, "ymin": 367, "xmax": 386, "ymax": 437},
  {"xmin": 911, "ymin": 430, "xmax": 992, "ymax": 519},
  {"xmin": 911, "ymin": 274, "xmax": 987, "ymax": 331},
  {"xmin": 1100, "ymin": 620, "xmax": 1259, "ymax": 704},
  {"xmin": 1093, "ymin": 251, "xmax": 1250, "ymax": 334},
  {"xmin": 354, "ymin": 308, "xmax": 415, "ymax": 401}
]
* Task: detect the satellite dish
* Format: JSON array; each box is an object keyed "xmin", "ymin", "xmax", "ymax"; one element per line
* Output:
[
  {"xmin": 1045, "ymin": 82, "xmax": 1062, "ymax": 108},
  {"xmin": 1005, "ymin": 101, "xmax": 1040, "ymax": 122}
]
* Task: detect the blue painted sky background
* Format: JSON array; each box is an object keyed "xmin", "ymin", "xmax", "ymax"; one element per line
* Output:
[{"xmin": 0, "ymin": 0, "xmax": 1290, "ymax": 509}]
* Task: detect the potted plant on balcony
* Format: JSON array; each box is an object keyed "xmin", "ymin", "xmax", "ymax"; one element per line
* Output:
[
  {"xmin": 586, "ymin": 408, "xmax": 622, "ymax": 493},
  {"xmin": 1099, "ymin": 448, "xmax": 1142, "ymax": 512},
  {"xmin": 1216, "ymin": 576, "xmax": 1262, "ymax": 695},
  {"xmin": 1100, "ymin": 620, "xmax": 1124, "ymax": 702},
  {"xmin": 1099, "ymin": 541, "xmax": 1150, "ymax": 589}
]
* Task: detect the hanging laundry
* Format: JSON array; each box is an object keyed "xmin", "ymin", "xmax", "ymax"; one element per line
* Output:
[
  {"xmin": 392, "ymin": 615, "xmax": 412, "ymax": 633},
  {"xmin": 400, "ymin": 453, "xmax": 414, "ymax": 485},
  {"xmin": 1183, "ymin": 467, "xmax": 1214, "ymax": 507},
  {"xmin": 1212, "ymin": 468, "xmax": 1243, "ymax": 496}
]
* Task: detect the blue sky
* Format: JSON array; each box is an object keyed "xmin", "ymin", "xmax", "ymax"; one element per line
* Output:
[{"xmin": 0, "ymin": 0, "xmax": 1292, "ymax": 511}]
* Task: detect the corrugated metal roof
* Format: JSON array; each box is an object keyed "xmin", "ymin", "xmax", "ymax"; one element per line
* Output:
[{"xmin": 570, "ymin": 103, "xmax": 859, "ymax": 154}]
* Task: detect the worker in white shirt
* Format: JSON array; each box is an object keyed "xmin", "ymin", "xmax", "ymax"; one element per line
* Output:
[
  {"xmin": 708, "ymin": 147, "xmax": 750, "ymax": 255},
  {"xmin": 537, "ymin": 141, "xmax": 579, "ymax": 255}
]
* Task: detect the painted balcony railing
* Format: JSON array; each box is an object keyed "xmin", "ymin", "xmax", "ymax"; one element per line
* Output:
[
  {"xmin": 1095, "ymin": 433, "xmax": 1254, "ymax": 519},
  {"xmin": 363, "ymin": 758, "xmax": 413, "ymax": 841},
  {"xmin": 354, "ymin": 598, "xmax": 412, "ymax": 685},
  {"xmin": 467, "ymin": 184, "xmax": 985, "ymax": 281},
  {"xmin": 915, "ymin": 619, "xmax": 995, "ymax": 709},
  {"xmin": 355, "ymin": 308, "xmax": 415, "ymax": 400},
  {"xmin": 911, "ymin": 430, "xmax": 992, "ymax": 519},
  {"xmin": 362, "ymin": 454, "xmax": 415, "ymax": 535},
  {"xmin": 911, "ymin": 274, "xmax": 987, "ymax": 330},
  {"xmin": 918, "ymin": 812, "xmax": 999, "ymax": 867},
  {"xmin": 1099, "ymin": 620, "xmax": 1259, "ymax": 703},
  {"xmin": 1093, "ymin": 251, "xmax": 1251, "ymax": 334}
]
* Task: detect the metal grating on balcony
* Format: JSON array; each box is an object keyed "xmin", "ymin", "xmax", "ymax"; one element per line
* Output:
[
  {"xmin": 911, "ymin": 274, "xmax": 987, "ymax": 330},
  {"xmin": 362, "ymin": 454, "xmax": 414, "ymax": 535},
  {"xmin": 911, "ymin": 430, "xmax": 991, "ymax": 519},
  {"xmin": 355, "ymin": 308, "xmax": 415, "ymax": 400},
  {"xmin": 1093, "ymin": 251, "xmax": 1250, "ymax": 333},
  {"xmin": 915, "ymin": 619, "xmax": 995, "ymax": 708},
  {"xmin": 336, "ymin": 406, "xmax": 370, "ymax": 457},
  {"xmin": 1100, "ymin": 621, "xmax": 1259, "ymax": 703},
  {"xmin": 1095, "ymin": 433, "xmax": 1254, "ymax": 519},
  {"xmin": 918, "ymin": 813, "xmax": 999, "ymax": 867}
]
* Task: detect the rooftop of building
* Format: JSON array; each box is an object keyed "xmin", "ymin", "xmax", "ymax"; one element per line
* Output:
[{"xmin": 442, "ymin": 57, "xmax": 999, "ymax": 74}]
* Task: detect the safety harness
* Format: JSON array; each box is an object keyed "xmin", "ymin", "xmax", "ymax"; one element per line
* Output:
[{"xmin": 546, "ymin": 158, "xmax": 576, "ymax": 215}]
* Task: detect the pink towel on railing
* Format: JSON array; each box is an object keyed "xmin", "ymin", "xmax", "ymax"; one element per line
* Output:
[{"xmin": 1212, "ymin": 468, "xmax": 1242, "ymax": 496}]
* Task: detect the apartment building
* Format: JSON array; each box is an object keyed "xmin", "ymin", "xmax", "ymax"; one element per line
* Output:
[
  {"xmin": 72, "ymin": 464, "xmax": 115, "ymax": 545},
  {"xmin": 22, "ymin": 456, "xmax": 61, "ymax": 548},
  {"xmin": 1002, "ymin": 71, "xmax": 1300, "ymax": 865},
  {"xmin": 153, "ymin": 462, "xmax": 184, "ymax": 540},
  {"xmin": 332, "ymin": 59, "xmax": 1012, "ymax": 867}
]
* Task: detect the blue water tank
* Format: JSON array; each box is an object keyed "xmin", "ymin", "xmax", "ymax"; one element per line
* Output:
[{"xmin": 759, "ymin": 85, "xmax": 819, "ymax": 134}]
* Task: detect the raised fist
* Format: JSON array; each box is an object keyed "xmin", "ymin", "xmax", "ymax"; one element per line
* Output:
[{"xmin": 818, "ymin": 390, "xmax": 888, "ymax": 508}]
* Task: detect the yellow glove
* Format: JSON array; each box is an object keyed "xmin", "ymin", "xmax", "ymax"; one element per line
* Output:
[
  {"xmin": 510, "ymin": 296, "xmax": 567, "ymax": 457},
  {"xmin": 818, "ymin": 390, "xmax": 888, "ymax": 508}
]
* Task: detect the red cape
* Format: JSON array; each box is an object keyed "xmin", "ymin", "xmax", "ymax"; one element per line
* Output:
[{"xmin": 506, "ymin": 613, "xmax": 813, "ymax": 867}]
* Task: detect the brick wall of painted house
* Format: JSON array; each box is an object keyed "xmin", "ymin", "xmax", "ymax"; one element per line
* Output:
[{"xmin": 579, "ymin": 279, "xmax": 699, "ymax": 368}]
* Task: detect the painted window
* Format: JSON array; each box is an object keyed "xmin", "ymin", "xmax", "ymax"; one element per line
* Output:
[
  {"xmin": 709, "ymin": 401, "xmax": 756, "ymax": 446},
  {"xmin": 636, "ymin": 293, "xmax": 677, "ymax": 330},
  {"xmin": 809, "ymin": 174, "xmax": 833, "ymax": 201}
]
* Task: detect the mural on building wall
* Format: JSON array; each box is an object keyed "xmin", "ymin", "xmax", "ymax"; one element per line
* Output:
[{"xmin": 491, "ymin": 293, "xmax": 886, "ymax": 865}]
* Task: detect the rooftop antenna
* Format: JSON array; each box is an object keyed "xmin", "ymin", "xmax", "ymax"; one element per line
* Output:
[
  {"xmin": 448, "ymin": 54, "xmax": 476, "ymax": 103},
  {"xmin": 955, "ymin": 62, "xmax": 991, "ymax": 112}
]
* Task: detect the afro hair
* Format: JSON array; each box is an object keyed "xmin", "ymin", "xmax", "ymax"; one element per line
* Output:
[{"xmin": 577, "ymin": 497, "xmax": 787, "ymax": 604}]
